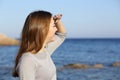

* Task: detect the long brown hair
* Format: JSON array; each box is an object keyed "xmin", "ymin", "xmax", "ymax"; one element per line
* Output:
[{"xmin": 12, "ymin": 10, "xmax": 52, "ymax": 77}]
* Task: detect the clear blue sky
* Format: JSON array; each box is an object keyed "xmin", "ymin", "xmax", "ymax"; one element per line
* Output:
[{"xmin": 0, "ymin": 0, "xmax": 120, "ymax": 38}]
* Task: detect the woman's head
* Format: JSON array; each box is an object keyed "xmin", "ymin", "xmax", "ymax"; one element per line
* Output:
[
  {"xmin": 46, "ymin": 16, "xmax": 58, "ymax": 43},
  {"xmin": 22, "ymin": 10, "xmax": 52, "ymax": 53},
  {"xmin": 13, "ymin": 10, "xmax": 54, "ymax": 77}
]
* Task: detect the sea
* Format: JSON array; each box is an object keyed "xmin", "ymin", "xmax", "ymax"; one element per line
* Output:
[{"xmin": 0, "ymin": 38, "xmax": 120, "ymax": 80}]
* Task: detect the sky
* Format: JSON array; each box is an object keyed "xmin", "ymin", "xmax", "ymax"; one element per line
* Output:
[{"xmin": 0, "ymin": 0, "xmax": 120, "ymax": 38}]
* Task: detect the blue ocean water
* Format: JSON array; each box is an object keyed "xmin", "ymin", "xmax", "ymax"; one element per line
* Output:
[{"xmin": 0, "ymin": 38, "xmax": 120, "ymax": 80}]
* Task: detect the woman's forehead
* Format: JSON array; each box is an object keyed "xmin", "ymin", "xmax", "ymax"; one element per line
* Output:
[{"xmin": 51, "ymin": 17, "xmax": 54, "ymax": 22}]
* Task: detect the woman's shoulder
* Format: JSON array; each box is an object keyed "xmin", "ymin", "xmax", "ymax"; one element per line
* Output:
[
  {"xmin": 16, "ymin": 52, "xmax": 37, "ymax": 73},
  {"xmin": 19, "ymin": 52, "xmax": 36, "ymax": 64}
]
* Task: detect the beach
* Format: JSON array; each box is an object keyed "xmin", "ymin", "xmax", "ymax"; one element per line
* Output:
[{"xmin": 0, "ymin": 38, "xmax": 120, "ymax": 80}]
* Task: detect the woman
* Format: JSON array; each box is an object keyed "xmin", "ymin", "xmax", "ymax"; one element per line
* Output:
[{"xmin": 12, "ymin": 10, "xmax": 66, "ymax": 80}]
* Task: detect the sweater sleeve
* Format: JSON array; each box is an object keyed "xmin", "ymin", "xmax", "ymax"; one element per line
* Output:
[
  {"xmin": 45, "ymin": 32, "xmax": 66, "ymax": 55},
  {"xmin": 18, "ymin": 54, "xmax": 36, "ymax": 80}
]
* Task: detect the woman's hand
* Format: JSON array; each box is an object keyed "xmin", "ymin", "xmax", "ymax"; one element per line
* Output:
[
  {"xmin": 53, "ymin": 14, "xmax": 62, "ymax": 23},
  {"xmin": 53, "ymin": 14, "xmax": 66, "ymax": 33}
]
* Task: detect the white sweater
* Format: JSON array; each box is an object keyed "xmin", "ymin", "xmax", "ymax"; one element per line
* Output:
[{"xmin": 16, "ymin": 32, "xmax": 66, "ymax": 80}]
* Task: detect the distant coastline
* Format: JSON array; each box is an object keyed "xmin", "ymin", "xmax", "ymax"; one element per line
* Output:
[{"xmin": 67, "ymin": 38, "xmax": 120, "ymax": 39}]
